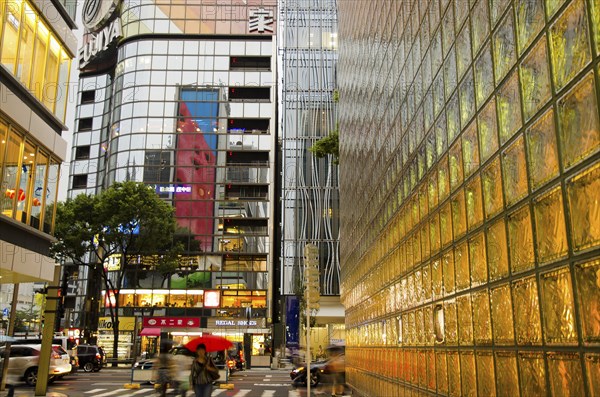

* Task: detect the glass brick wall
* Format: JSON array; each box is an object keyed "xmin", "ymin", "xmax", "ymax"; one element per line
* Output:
[{"xmin": 337, "ymin": 0, "xmax": 600, "ymax": 395}]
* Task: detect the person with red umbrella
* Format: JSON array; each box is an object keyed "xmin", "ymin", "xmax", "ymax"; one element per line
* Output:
[{"xmin": 189, "ymin": 344, "xmax": 220, "ymax": 397}]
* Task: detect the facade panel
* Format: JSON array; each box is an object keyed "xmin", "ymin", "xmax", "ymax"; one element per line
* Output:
[{"xmin": 338, "ymin": 0, "xmax": 600, "ymax": 395}]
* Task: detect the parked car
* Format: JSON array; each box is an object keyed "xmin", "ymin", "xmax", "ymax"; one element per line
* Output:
[
  {"xmin": 74, "ymin": 345, "xmax": 105, "ymax": 372},
  {"xmin": 0, "ymin": 344, "xmax": 72, "ymax": 386}
]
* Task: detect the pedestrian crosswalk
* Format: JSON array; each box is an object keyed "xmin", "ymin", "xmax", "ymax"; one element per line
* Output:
[{"xmin": 79, "ymin": 388, "xmax": 309, "ymax": 396}]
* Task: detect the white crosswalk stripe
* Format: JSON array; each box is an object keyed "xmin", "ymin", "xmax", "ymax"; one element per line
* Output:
[
  {"xmin": 211, "ymin": 389, "xmax": 226, "ymax": 395},
  {"xmin": 92, "ymin": 389, "xmax": 131, "ymax": 397},
  {"xmin": 262, "ymin": 390, "xmax": 276, "ymax": 397},
  {"xmin": 235, "ymin": 390, "xmax": 252, "ymax": 396},
  {"xmin": 84, "ymin": 389, "xmax": 106, "ymax": 394}
]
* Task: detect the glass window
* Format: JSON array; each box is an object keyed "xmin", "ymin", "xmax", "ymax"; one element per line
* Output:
[
  {"xmin": 507, "ymin": 204, "xmax": 535, "ymax": 275},
  {"xmin": 1, "ymin": 129, "xmax": 22, "ymax": 218},
  {"xmin": 43, "ymin": 36, "xmax": 61, "ymax": 111},
  {"xmin": 43, "ymin": 159, "xmax": 59, "ymax": 234},
  {"xmin": 16, "ymin": 141, "xmax": 35, "ymax": 223},
  {"xmin": 0, "ymin": 121, "xmax": 7, "ymax": 184},
  {"xmin": 492, "ymin": 10, "xmax": 516, "ymax": 85},
  {"xmin": 1, "ymin": 0, "xmax": 22, "ymax": 72},
  {"xmin": 490, "ymin": 283, "xmax": 514, "ymax": 344},
  {"xmin": 31, "ymin": 19, "xmax": 48, "ymax": 100},
  {"xmin": 30, "ymin": 150, "xmax": 47, "ymax": 230},
  {"xmin": 540, "ymin": 267, "xmax": 577, "ymax": 345},
  {"xmin": 574, "ymin": 259, "xmax": 600, "ymax": 345},
  {"xmin": 16, "ymin": 2, "xmax": 36, "ymax": 88},
  {"xmin": 515, "ymin": 0, "xmax": 544, "ymax": 55}
]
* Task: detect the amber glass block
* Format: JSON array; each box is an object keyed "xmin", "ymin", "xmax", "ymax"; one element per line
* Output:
[
  {"xmin": 592, "ymin": 0, "xmax": 600, "ymax": 53},
  {"xmin": 548, "ymin": 352, "xmax": 585, "ymax": 396},
  {"xmin": 423, "ymin": 262, "xmax": 432, "ymax": 302},
  {"xmin": 478, "ymin": 98, "xmax": 499, "ymax": 162},
  {"xmin": 443, "ymin": 250, "xmax": 456, "ymax": 296},
  {"xmin": 424, "ymin": 305, "xmax": 434, "ymax": 345},
  {"xmin": 411, "ymin": 198, "xmax": 420, "ymax": 232},
  {"xmin": 515, "ymin": 0, "xmax": 545, "ymax": 54},
  {"xmin": 422, "ymin": 224, "xmax": 431, "ymax": 261},
  {"xmin": 462, "ymin": 122, "xmax": 480, "ymax": 178},
  {"xmin": 586, "ymin": 354, "xmax": 600, "ymax": 396},
  {"xmin": 413, "ymin": 233, "xmax": 422, "ymax": 269},
  {"xmin": 419, "ymin": 185, "xmax": 429, "ymax": 221},
  {"xmin": 458, "ymin": 351, "xmax": 475, "ymax": 397},
  {"xmin": 574, "ymin": 259, "xmax": 600, "ymax": 345},
  {"xmin": 457, "ymin": 294, "xmax": 473, "ymax": 345},
  {"xmin": 533, "ymin": 185, "xmax": 568, "ymax": 264},
  {"xmin": 476, "ymin": 351, "xmax": 496, "ymax": 397},
  {"xmin": 512, "ymin": 276, "xmax": 542, "ymax": 345},
  {"xmin": 518, "ymin": 352, "xmax": 547, "ymax": 396},
  {"xmin": 541, "ymin": 267, "xmax": 578, "ymax": 345},
  {"xmin": 443, "ymin": 3, "xmax": 456, "ymax": 57},
  {"xmin": 471, "ymin": 0, "xmax": 490, "ymax": 55},
  {"xmin": 546, "ymin": 0, "xmax": 567, "ymax": 19},
  {"xmin": 418, "ymin": 349, "xmax": 426, "ymax": 387},
  {"xmin": 549, "ymin": 0, "xmax": 591, "ymax": 90},
  {"xmin": 460, "ymin": 73, "xmax": 476, "ymax": 129},
  {"xmin": 487, "ymin": 218, "xmax": 509, "ymax": 281},
  {"xmin": 436, "ymin": 111, "xmax": 448, "ymax": 157},
  {"xmin": 469, "ymin": 232, "xmax": 488, "ymax": 286},
  {"xmin": 454, "ymin": 243, "xmax": 468, "ymax": 292},
  {"xmin": 438, "ymin": 155, "xmax": 451, "ymax": 201},
  {"xmin": 440, "ymin": 202, "xmax": 453, "ymax": 248},
  {"xmin": 451, "ymin": 190, "xmax": 466, "ymax": 239},
  {"xmin": 447, "ymin": 350, "xmax": 461, "ymax": 397},
  {"xmin": 432, "ymin": 257, "xmax": 443, "ymax": 299},
  {"xmin": 475, "ymin": 47, "xmax": 494, "ymax": 111},
  {"xmin": 429, "ymin": 213, "xmax": 440, "ymax": 255},
  {"xmin": 456, "ymin": 23, "xmax": 471, "ymax": 80},
  {"xmin": 519, "ymin": 36, "xmax": 551, "ymax": 121},
  {"xmin": 567, "ymin": 163, "xmax": 600, "ymax": 252},
  {"xmin": 507, "ymin": 205, "xmax": 535, "ymax": 274},
  {"xmin": 416, "ymin": 309, "xmax": 424, "ymax": 346},
  {"xmin": 502, "ymin": 135, "xmax": 528, "ymax": 206},
  {"xmin": 465, "ymin": 175, "xmax": 483, "ymax": 231},
  {"xmin": 481, "ymin": 157, "xmax": 504, "ymax": 219},
  {"xmin": 557, "ymin": 72, "xmax": 600, "ymax": 170},
  {"xmin": 493, "ymin": 10, "xmax": 516, "ymax": 84},
  {"xmin": 445, "ymin": 300, "xmax": 458, "ymax": 345},
  {"xmin": 496, "ymin": 71, "xmax": 523, "ymax": 144},
  {"xmin": 426, "ymin": 349, "xmax": 436, "ymax": 390},
  {"xmin": 436, "ymin": 351, "xmax": 448, "ymax": 395},
  {"xmin": 491, "ymin": 283, "xmax": 514, "ymax": 345},
  {"xmin": 428, "ymin": 173, "xmax": 439, "ymax": 211},
  {"xmin": 447, "ymin": 95, "xmax": 461, "ymax": 145},
  {"xmin": 525, "ymin": 108, "xmax": 560, "ymax": 190},
  {"xmin": 414, "ymin": 269, "xmax": 423, "ymax": 305},
  {"xmin": 495, "ymin": 351, "xmax": 519, "ymax": 396}
]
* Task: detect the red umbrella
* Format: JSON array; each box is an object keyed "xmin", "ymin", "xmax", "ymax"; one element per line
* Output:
[{"xmin": 184, "ymin": 335, "xmax": 233, "ymax": 353}]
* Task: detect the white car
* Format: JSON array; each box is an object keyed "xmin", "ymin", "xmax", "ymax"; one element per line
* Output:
[{"xmin": 0, "ymin": 344, "xmax": 72, "ymax": 386}]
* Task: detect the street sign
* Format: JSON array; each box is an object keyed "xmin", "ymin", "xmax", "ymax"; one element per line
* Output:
[{"xmin": 2, "ymin": 308, "xmax": 8, "ymax": 317}]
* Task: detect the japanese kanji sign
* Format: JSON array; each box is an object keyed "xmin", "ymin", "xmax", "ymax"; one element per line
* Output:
[
  {"xmin": 248, "ymin": 8, "xmax": 274, "ymax": 33},
  {"xmin": 142, "ymin": 317, "xmax": 200, "ymax": 328}
]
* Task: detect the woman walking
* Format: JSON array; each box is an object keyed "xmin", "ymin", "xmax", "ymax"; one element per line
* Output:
[{"xmin": 189, "ymin": 344, "xmax": 219, "ymax": 397}]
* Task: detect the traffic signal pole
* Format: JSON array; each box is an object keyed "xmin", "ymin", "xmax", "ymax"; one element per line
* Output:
[{"xmin": 35, "ymin": 265, "xmax": 61, "ymax": 396}]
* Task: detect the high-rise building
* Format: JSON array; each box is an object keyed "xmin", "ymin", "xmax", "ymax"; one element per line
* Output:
[
  {"xmin": 278, "ymin": 0, "xmax": 343, "ymax": 351},
  {"xmin": 338, "ymin": 0, "xmax": 600, "ymax": 395},
  {"xmin": 67, "ymin": 0, "xmax": 277, "ymax": 363},
  {"xmin": 0, "ymin": 0, "xmax": 77, "ymax": 284}
]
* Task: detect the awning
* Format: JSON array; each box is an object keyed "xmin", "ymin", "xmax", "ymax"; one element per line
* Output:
[{"xmin": 140, "ymin": 328, "xmax": 161, "ymax": 336}]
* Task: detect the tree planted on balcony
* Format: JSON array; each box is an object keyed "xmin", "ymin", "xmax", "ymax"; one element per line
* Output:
[
  {"xmin": 309, "ymin": 130, "xmax": 339, "ymax": 164},
  {"xmin": 51, "ymin": 181, "xmax": 177, "ymax": 364}
]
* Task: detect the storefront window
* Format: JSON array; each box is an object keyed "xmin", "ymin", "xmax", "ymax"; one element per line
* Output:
[
  {"xmin": 1, "ymin": 130, "xmax": 22, "ymax": 218},
  {"xmin": 0, "ymin": 122, "xmax": 7, "ymax": 183},
  {"xmin": 30, "ymin": 150, "xmax": 48, "ymax": 229},
  {"xmin": 16, "ymin": 141, "xmax": 35, "ymax": 223},
  {"xmin": 16, "ymin": 2, "xmax": 35, "ymax": 88},
  {"xmin": 1, "ymin": 0, "xmax": 21, "ymax": 73},
  {"xmin": 43, "ymin": 159, "xmax": 59, "ymax": 233},
  {"xmin": 54, "ymin": 49, "xmax": 71, "ymax": 121},
  {"xmin": 43, "ymin": 36, "xmax": 60, "ymax": 111}
]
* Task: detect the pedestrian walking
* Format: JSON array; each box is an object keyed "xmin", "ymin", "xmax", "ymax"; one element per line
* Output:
[{"xmin": 189, "ymin": 343, "xmax": 220, "ymax": 397}]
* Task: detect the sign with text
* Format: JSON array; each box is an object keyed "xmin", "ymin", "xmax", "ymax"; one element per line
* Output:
[
  {"xmin": 98, "ymin": 316, "xmax": 136, "ymax": 331},
  {"xmin": 142, "ymin": 317, "xmax": 200, "ymax": 328},
  {"xmin": 208, "ymin": 318, "xmax": 266, "ymax": 328}
]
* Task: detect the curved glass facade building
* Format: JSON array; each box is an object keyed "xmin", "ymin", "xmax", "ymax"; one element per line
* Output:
[
  {"xmin": 338, "ymin": 0, "xmax": 600, "ymax": 395},
  {"xmin": 68, "ymin": 0, "xmax": 277, "ymax": 362},
  {"xmin": 278, "ymin": 0, "xmax": 342, "ymax": 349}
]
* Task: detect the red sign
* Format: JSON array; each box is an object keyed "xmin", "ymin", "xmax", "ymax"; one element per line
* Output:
[{"xmin": 142, "ymin": 317, "xmax": 200, "ymax": 328}]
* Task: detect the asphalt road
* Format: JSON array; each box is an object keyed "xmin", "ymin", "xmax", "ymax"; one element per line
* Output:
[{"xmin": 2, "ymin": 367, "xmax": 347, "ymax": 397}]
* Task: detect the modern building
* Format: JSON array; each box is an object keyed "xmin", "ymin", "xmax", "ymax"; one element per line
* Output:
[
  {"xmin": 277, "ymin": 0, "xmax": 343, "ymax": 353},
  {"xmin": 66, "ymin": 0, "xmax": 277, "ymax": 364},
  {"xmin": 338, "ymin": 0, "xmax": 600, "ymax": 395},
  {"xmin": 0, "ymin": 0, "xmax": 77, "ymax": 284}
]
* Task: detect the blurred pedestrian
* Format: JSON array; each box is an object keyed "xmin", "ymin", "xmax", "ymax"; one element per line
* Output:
[
  {"xmin": 328, "ymin": 348, "xmax": 346, "ymax": 396},
  {"xmin": 156, "ymin": 343, "xmax": 176, "ymax": 397},
  {"xmin": 189, "ymin": 344, "xmax": 219, "ymax": 397}
]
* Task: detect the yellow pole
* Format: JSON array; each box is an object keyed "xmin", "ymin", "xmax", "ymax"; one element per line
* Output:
[{"xmin": 35, "ymin": 265, "xmax": 62, "ymax": 396}]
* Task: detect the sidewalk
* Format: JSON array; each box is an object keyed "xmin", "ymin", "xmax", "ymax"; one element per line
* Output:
[{"xmin": 0, "ymin": 390, "xmax": 67, "ymax": 397}]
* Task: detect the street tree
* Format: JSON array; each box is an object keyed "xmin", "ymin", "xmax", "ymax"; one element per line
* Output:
[{"xmin": 50, "ymin": 181, "xmax": 177, "ymax": 363}]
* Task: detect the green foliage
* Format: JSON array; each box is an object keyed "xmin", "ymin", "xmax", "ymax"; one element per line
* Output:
[
  {"xmin": 332, "ymin": 89, "xmax": 339, "ymax": 103},
  {"xmin": 51, "ymin": 181, "xmax": 178, "ymax": 361},
  {"xmin": 309, "ymin": 131, "xmax": 339, "ymax": 165}
]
